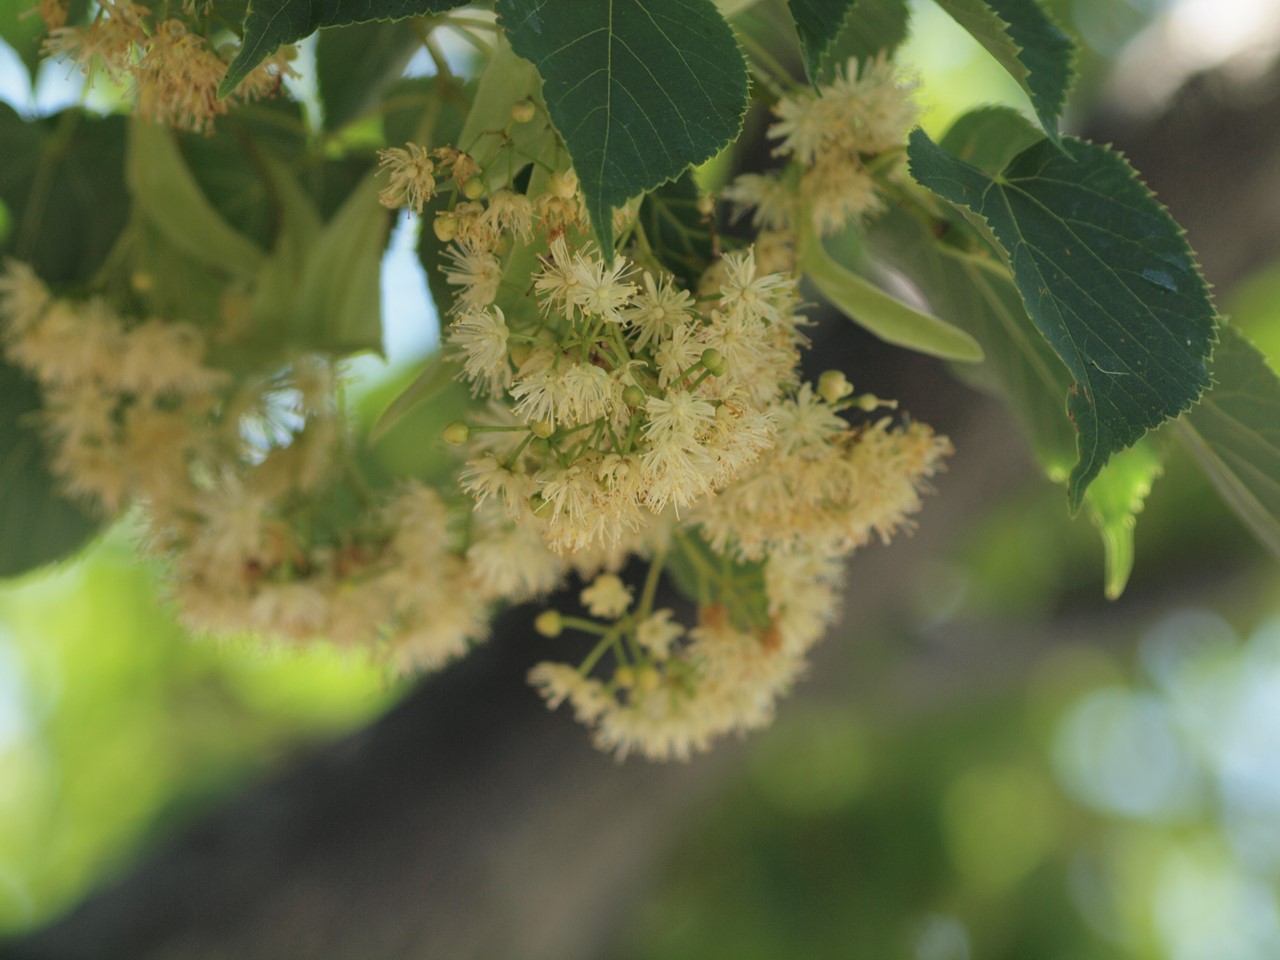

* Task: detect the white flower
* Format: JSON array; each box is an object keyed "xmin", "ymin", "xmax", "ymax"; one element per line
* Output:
[
  {"xmin": 448, "ymin": 306, "xmax": 511, "ymax": 396},
  {"xmin": 623, "ymin": 272, "xmax": 694, "ymax": 349},
  {"xmin": 580, "ymin": 572, "xmax": 633, "ymax": 618}
]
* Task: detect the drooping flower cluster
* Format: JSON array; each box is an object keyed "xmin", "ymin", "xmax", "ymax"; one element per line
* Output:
[
  {"xmin": 40, "ymin": 0, "xmax": 293, "ymax": 132},
  {"xmin": 410, "ymin": 126, "xmax": 950, "ymax": 759},
  {"xmin": 725, "ymin": 55, "xmax": 919, "ymax": 237},
  {"xmin": 0, "ymin": 55, "xmax": 948, "ymax": 761},
  {"xmin": 0, "ymin": 262, "xmax": 492, "ymax": 672}
]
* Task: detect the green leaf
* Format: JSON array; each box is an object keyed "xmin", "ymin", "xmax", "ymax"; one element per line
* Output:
[
  {"xmin": 869, "ymin": 203, "xmax": 1164, "ymax": 598},
  {"xmin": 174, "ymin": 100, "xmax": 310, "ymax": 249},
  {"xmin": 907, "ymin": 129, "xmax": 1218, "ymax": 509},
  {"xmin": 497, "ymin": 0, "xmax": 750, "ymax": 253},
  {"xmin": 1179, "ymin": 325, "xmax": 1280, "ymax": 560},
  {"xmin": 456, "ymin": 36, "xmax": 550, "ymax": 193},
  {"xmin": 797, "ymin": 215, "xmax": 983, "ymax": 362},
  {"xmin": 220, "ymin": 0, "xmax": 467, "ymax": 98},
  {"xmin": 370, "ymin": 351, "xmax": 462, "ymax": 443},
  {"xmin": 930, "ymin": 0, "xmax": 1074, "ymax": 140},
  {"xmin": 295, "ymin": 172, "xmax": 391, "ymax": 355},
  {"xmin": 818, "ymin": 0, "xmax": 910, "ymax": 73},
  {"xmin": 787, "ymin": 0, "xmax": 857, "ymax": 82},
  {"xmin": 868, "ymin": 203, "xmax": 1073, "ymax": 472},
  {"xmin": 0, "ymin": 106, "xmax": 130, "ymax": 285},
  {"xmin": 317, "ymin": 19, "xmax": 422, "ymax": 131},
  {"xmin": 937, "ymin": 104, "xmax": 1043, "ymax": 175},
  {"xmin": 0, "ymin": 360, "xmax": 102, "ymax": 578},
  {"xmin": 1082, "ymin": 439, "xmax": 1163, "ymax": 600},
  {"xmin": 0, "ymin": 0, "xmax": 45, "ymax": 80},
  {"xmin": 126, "ymin": 120, "xmax": 265, "ymax": 279},
  {"xmin": 638, "ymin": 170, "xmax": 714, "ymax": 289}
]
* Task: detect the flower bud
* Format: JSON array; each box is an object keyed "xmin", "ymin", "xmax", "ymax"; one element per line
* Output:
[
  {"xmin": 463, "ymin": 177, "xmax": 486, "ymax": 200},
  {"xmin": 442, "ymin": 421, "xmax": 470, "ymax": 445},
  {"xmin": 818, "ymin": 369, "xmax": 853, "ymax": 404},
  {"xmin": 622, "ymin": 384, "xmax": 645, "ymax": 409},
  {"xmin": 534, "ymin": 609, "xmax": 563, "ymax": 637},
  {"xmin": 530, "ymin": 419, "xmax": 555, "ymax": 439},
  {"xmin": 614, "ymin": 665, "xmax": 636, "ymax": 689},
  {"xmin": 510, "ymin": 99, "xmax": 536, "ymax": 124},
  {"xmin": 700, "ymin": 347, "xmax": 726, "ymax": 377},
  {"xmin": 433, "ymin": 213, "xmax": 458, "ymax": 243}
]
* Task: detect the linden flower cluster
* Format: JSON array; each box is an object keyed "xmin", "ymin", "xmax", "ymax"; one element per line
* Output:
[
  {"xmin": 413, "ymin": 138, "xmax": 950, "ymax": 759},
  {"xmin": 725, "ymin": 55, "xmax": 919, "ymax": 237},
  {"xmin": 0, "ymin": 262, "xmax": 501, "ymax": 673},
  {"xmin": 40, "ymin": 0, "xmax": 293, "ymax": 132}
]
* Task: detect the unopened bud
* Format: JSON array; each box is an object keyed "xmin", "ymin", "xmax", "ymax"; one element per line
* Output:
[
  {"xmin": 463, "ymin": 177, "xmax": 486, "ymax": 200},
  {"xmin": 622, "ymin": 384, "xmax": 645, "ymax": 409},
  {"xmin": 510, "ymin": 99, "xmax": 536, "ymax": 124},
  {"xmin": 530, "ymin": 419, "xmax": 555, "ymax": 439},
  {"xmin": 857, "ymin": 393, "xmax": 897, "ymax": 412},
  {"xmin": 636, "ymin": 666, "xmax": 661, "ymax": 693},
  {"xmin": 614, "ymin": 665, "xmax": 636, "ymax": 689},
  {"xmin": 442, "ymin": 421, "xmax": 470, "ymax": 445},
  {"xmin": 700, "ymin": 347, "xmax": 726, "ymax": 377},
  {"xmin": 548, "ymin": 170, "xmax": 578, "ymax": 200},
  {"xmin": 534, "ymin": 609, "xmax": 563, "ymax": 637},
  {"xmin": 818, "ymin": 369, "xmax": 854, "ymax": 404},
  {"xmin": 433, "ymin": 213, "xmax": 458, "ymax": 243}
]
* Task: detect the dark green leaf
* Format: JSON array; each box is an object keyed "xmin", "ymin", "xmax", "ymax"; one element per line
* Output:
[
  {"xmin": 907, "ymin": 129, "xmax": 1218, "ymax": 508},
  {"xmin": 931, "ymin": 0, "xmax": 1074, "ymax": 140},
  {"xmin": 818, "ymin": 0, "xmax": 911, "ymax": 74},
  {"xmin": 0, "ymin": 0, "xmax": 45, "ymax": 80},
  {"xmin": 317, "ymin": 19, "xmax": 422, "ymax": 131},
  {"xmin": 382, "ymin": 74, "xmax": 471, "ymax": 148},
  {"xmin": 638, "ymin": 170, "xmax": 714, "ymax": 289},
  {"xmin": 0, "ymin": 360, "xmax": 102, "ymax": 578},
  {"xmin": 0, "ymin": 106, "xmax": 130, "ymax": 285},
  {"xmin": 787, "ymin": 0, "xmax": 858, "ymax": 82},
  {"xmin": 1179, "ymin": 325, "xmax": 1280, "ymax": 560},
  {"xmin": 870, "ymin": 203, "xmax": 1163, "ymax": 598},
  {"xmin": 497, "ymin": 0, "xmax": 749, "ymax": 253},
  {"xmin": 220, "ymin": 0, "xmax": 467, "ymax": 98},
  {"xmin": 176, "ymin": 100, "xmax": 310, "ymax": 249}
]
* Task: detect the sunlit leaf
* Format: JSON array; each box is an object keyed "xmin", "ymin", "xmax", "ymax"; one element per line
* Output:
[
  {"xmin": 370, "ymin": 352, "xmax": 461, "ymax": 443},
  {"xmin": 295, "ymin": 172, "xmax": 391, "ymax": 356},
  {"xmin": 1179, "ymin": 325, "xmax": 1280, "ymax": 560},
  {"xmin": 127, "ymin": 120, "xmax": 264, "ymax": 279},
  {"xmin": 1082, "ymin": 440, "xmax": 1163, "ymax": 600},
  {"xmin": 497, "ymin": 0, "xmax": 750, "ymax": 253},
  {"xmin": 908, "ymin": 129, "xmax": 1218, "ymax": 509},
  {"xmin": 220, "ymin": 0, "xmax": 468, "ymax": 98},
  {"xmin": 798, "ymin": 216, "xmax": 984, "ymax": 362},
  {"xmin": 930, "ymin": 0, "xmax": 1074, "ymax": 140}
]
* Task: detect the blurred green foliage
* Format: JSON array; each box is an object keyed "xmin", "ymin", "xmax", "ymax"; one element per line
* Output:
[{"xmin": 0, "ymin": 532, "xmax": 398, "ymax": 932}]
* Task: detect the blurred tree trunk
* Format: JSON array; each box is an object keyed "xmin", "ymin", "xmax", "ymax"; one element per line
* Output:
[{"xmin": 7, "ymin": 50, "xmax": 1280, "ymax": 960}]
